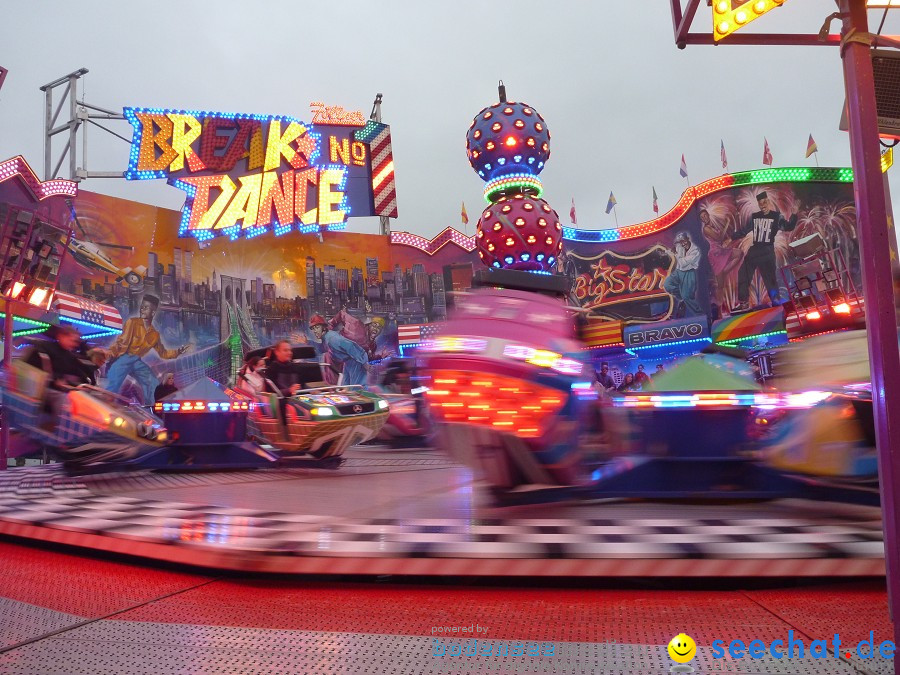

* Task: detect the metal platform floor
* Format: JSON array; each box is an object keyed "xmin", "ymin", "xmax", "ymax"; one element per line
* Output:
[
  {"xmin": 0, "ymin": 539, "xmax": 893, "ymax": 674},
  {"xmin": 0, "ymin": 445, "xmax": 884, "ymax": 577}
]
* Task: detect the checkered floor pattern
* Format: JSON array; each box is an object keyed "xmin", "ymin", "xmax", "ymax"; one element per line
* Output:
[{"xmin": 0, "ymin": 459, "xmax": 884, "ymax": 575}]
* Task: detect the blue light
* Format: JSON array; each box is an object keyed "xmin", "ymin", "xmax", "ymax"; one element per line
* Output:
[
  {"xmin": 547, "ymin": 256, "xmax": 555, "ymax": 265},
  {"xmin": 498, "ymin": 158, "xmax": 506, "ymax": 165},
  {"xmin": 536, "ymin": 253, "xmax": 545, "ymax": 261},
  {"xmin": 504, "ymin": 256, "xmax": 514, "ymax": 264},
  {"xmin": 520, "ymin": 253, "xmax": 530, "ymax": 261},
  {"xmin": 492, "ymin": 262, "xmax": 501, "ymax": 268}
]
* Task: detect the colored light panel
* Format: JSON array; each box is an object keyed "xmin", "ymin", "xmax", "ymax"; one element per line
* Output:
[
  {"xmin": 713, "ymin": 0, "xmax": 788, "ymax": 42},
  {"xmin": 0, "ymin": 156, "xmax": 78, "ymax": 200},
  {"xmin": 483, "ymin": 174, "xmax": 544, "ymax": 203}
]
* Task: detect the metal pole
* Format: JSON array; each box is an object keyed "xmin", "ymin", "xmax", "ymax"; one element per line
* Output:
[
  {"xmin": 1, "ymin": 300, "xmax": 12, "ymax": 470},
  {"xmin": 44, "ymin": 87, "xmax": 52, "ymax": 180},
  {"xmin": 68, "ymin": 74, "xmax": 78, "ymax": 181},
  {"xmin": 839, "ymin": 1, "xmax": 900, "ymax": 659}
]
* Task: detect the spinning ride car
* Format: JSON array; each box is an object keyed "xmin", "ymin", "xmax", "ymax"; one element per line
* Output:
[
  {"xmin": 239, "ymin": 345, "xmax": 389, "ymax": 459},
  {"xmin": 421, "ymin": 269, "xmax": 594, "ymax": 488},
  {"xmin": 4, "ymin": 356, "xmax": 168, "ymax": 467},
  {"xmin": 757, "ymin": 329, "xmax": 878, "ymax": 486},
  {"xmin": 370, "ymin": 358, "xmax": 432, "ymax": 444}
]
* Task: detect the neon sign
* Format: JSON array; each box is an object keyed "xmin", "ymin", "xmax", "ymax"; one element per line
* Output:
[
  {"xmin": 123, "ymin": 107, "xmax": 397, "ymax": 240},
  {"xmin": 625, "ymin": 318, "xmax": 708, "ymax": 347},
  {"xmin": 570, "ymin": 245, "xmax": 674, "ymax": 322},
  {"xmin": 310, "ymin": 101, "xmax": 366, "ymax": 126}
]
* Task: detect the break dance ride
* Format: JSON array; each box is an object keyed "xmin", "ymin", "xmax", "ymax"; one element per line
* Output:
[{"xmin": 421, "ymin": 84, "xmax": 879, "ymax": 506}]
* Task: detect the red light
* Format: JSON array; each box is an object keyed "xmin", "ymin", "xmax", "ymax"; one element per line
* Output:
[
  {"xmin": 833, "ymin": 303, "xmax": 851, "ymax": 314},
  {"xmin": 806, "ymin": 310, "xmax": 822, "ymax": 320},
  {"xmin": 505, "ymin": 136, "xmax": 516, "ymax": 147}
]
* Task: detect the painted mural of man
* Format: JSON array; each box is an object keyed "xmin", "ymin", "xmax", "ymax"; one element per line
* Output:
[
  {"xmin": 730, "ymin": 191, "xmax": 798, "ymax": 312},
  {"xmin": 308, "ymin": 314, "xmax": 370, "ymax": 386},
  {"xmin": 663, "ymin": 232, "xmax": 703, "ymax": 317},
  {"xmin": 106, "ymin": 294, "xmax": 189, "ymax": 404}
]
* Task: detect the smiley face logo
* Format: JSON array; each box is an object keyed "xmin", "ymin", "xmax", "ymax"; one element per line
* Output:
[{"xmin": 667, "ymin": 633, "xmax": 696, "ymax": 663}]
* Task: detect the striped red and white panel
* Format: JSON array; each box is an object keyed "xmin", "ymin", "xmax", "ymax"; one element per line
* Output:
[
  {"xmin": 397, "ymin": 324, "xmax": 423, "ymax": 346},
  {"xmin": 369, "ymin": 125, "xmax": 398, "ymax": 219},
  {"xmin": 53, "ymin": 291, "xmax": 123, "ymax": 330},
  {"xmin": 581, "ymin": 319, "xmax": 623, "ymax": 349}
]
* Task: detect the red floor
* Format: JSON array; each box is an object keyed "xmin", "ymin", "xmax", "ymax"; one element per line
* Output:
[{"xmin": 0, "ymin": 539, "xmax": 891, "ymax": 649}]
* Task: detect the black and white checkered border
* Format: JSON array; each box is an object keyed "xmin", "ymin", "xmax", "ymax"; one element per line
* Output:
[{"xmin": 0, "ymin": 465, "xmax": 884, "ymax": 564}]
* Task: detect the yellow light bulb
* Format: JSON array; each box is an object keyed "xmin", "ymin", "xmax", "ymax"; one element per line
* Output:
[
  {"xmin": 754, "ymin": 1, "xmax": 766, "ymax": 12},
  {"xmin": 717, "ymin": 0, "xmax": 729, "ymax": 11},
  {"xmin": 735, "ymin": 11, "xmax": 748, "ymax": 23},
  {"xmin": 718, "ymin": 21, "xmax": 730, "ymax": 33}
]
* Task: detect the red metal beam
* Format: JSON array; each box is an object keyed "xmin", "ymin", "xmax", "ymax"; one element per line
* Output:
[
  {"xmin": 670, "ymin": 0, "xmax": 683, "ymax": 39},
  {"xmin": 679, "ymin": 33, "xmax": 846, "ymax": 47},
  {"xmin": 674, "ymin": 0, "xmax": 703, "ymax": 48}
]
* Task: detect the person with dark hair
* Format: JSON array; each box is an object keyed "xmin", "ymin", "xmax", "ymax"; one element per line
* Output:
[
  {"xmin": 633, "ymin": 364, "xmax": 649, "ymax": 388},
  {"xmin": 264, "ymin": 340, "xmax": 321, "ymax": 397},
  {"xmin": 730, "ymin": 191, "xmax": 798, "ymax": 312},
  {"xmin": 617, "ymin": 373, "xmax": 637, "ymax": 393},
  {"xmin": 237, "ymin": 354, "xmax": 267, "ymax": 396},
  {"xmin": 25, "ymin": 325, "xmax": 89, "ymax": 390},
  {"xmin": 106, "ymin": 294, "xmax": 189, "ymax": 404},
  {"xmin": 595, "ymin": 362, "xmax": 615, "ymax": 392},
  {"xmin": 24, "ymin": 325, "xmax": 91, "ymax": 429}
]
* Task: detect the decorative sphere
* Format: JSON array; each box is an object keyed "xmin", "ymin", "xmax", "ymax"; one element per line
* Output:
[
  {"xmin": 475, "ymin": 195, "xmax": 563, "ymax": 272},
  {"xmin": 466, "ymin": 101, "xmax": 551, "ymax": 182}
]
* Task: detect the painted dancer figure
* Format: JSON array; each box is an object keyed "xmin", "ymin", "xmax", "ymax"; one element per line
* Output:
[
  {"xmin": 105, "ymin": 295, "xmax": 189, "ymax": 404},
  {"xmin": 731, "ymin": 191, "xmax": 798, "ymax": 312},
  {"xmin": 663, "ymin": 232, "xmax": 703, "ymax": 317}
]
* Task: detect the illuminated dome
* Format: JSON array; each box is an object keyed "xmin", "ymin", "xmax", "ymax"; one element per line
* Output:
[
  {"xmin": 466, "ymin": 101, "xmax": 551, "ymax": 182},
  {"xmin": 475, "ymin": 195, "xmax": 562, "ymax": 272}
]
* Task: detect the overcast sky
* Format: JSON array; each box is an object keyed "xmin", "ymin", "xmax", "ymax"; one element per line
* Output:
[{"xmin": 2, "ymin": 2, "xmax": 898, "ymax": 239}]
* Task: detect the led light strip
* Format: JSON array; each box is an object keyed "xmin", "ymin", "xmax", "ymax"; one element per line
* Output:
[
  {"xmin": 0, "ymin": 156, "xmax": 78, "ymax": 200},
  {"xmin": 717, "ymin": 329, "xmax": 787, "ymax": 347},
  {"xmin": 482, "ymin": 174, "xmax": 544, "ymax": 203},
  {"xmin": 625, "ymin": 337, "xmax": 712, "ymax": 354},
  {"xmin": 562, "ymin": 167, "xmax": 853, "ymax": 243}
]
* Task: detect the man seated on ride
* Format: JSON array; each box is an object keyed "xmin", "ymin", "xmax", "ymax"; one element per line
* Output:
[
  {"xmin": 265, "ymin": 341, "xmax": 327, "ymax": 393},
  {"xmin": 24, "ymin": 325, "xmax": 92, "ymax": 428}
]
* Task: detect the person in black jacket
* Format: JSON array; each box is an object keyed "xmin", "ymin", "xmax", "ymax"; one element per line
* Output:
[
  {"xmin": 154, "ymin": 373, "xmax": 179, "ymax": 402},
  {"xmin": 25, "ymin": 325, "xmax": 91, "ymax": 390},
  {"xmin": 263, "ymin": 340, "xmax": 321, "ymax": 396},
  {"xmin": 23, "ymin": 325, "xmax": 91, "ymax": 429},
  {"xmin": 731, "ymin": 191, "xmax": 798, "ymax": 311}
]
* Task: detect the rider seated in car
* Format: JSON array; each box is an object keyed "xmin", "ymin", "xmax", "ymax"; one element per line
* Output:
[
  {"xmin": 264, "ymin": 340, "xmax": 313, "ymax": 397},
  {"xmin": 24, "ymin": 324, "xmax": 92, "ymax": 427}
]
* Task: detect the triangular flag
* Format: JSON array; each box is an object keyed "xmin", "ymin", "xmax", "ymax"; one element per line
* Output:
[
  {"xmin": 652, "ymin": 187, "xmax": 659, "ymax": 214},
  {"xmin": 569, "ymin": 198, "xmax": 577, "ymax": 225},
  {"xmin": 679, "ymin": 154, "xmax": 688, "ymax": 178},
  {"xmin": 806, "ymin": 134, "xmax": 818, "ymax": 158},
  {"xmin": 460, "ymin": 201, "xmax": 469, "ymax": 225},
  {"xmin": 763, "ymin": 138, "xmax": 773, "ymax": 166},
  {"xmin": 605, "ymin": 192, "xmax": 617, "ymax": 214},
  {"xmin": 721, "ymin": 139, "xmax": 728, "ymax": 170}
]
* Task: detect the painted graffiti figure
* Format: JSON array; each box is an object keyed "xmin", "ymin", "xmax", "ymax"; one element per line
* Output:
[
  {"xmin": 106, "ymin": 294, "xmax": 189, "ymax": 404},
  {"xmin": 731, "ymin": 191, "xmax": 798, "ymax": 312},
  {"xmin": 663, "ymin": 231, "xmax": 702, "ymax": 317},
  {"xmin": 308, "ymin": 314, "xmax": 370, "ymax": 386}
]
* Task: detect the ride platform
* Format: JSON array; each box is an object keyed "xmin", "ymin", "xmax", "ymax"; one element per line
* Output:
[{"xmin": 0, "ymin": 445, "xmax": 884, "ymax": 577}]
